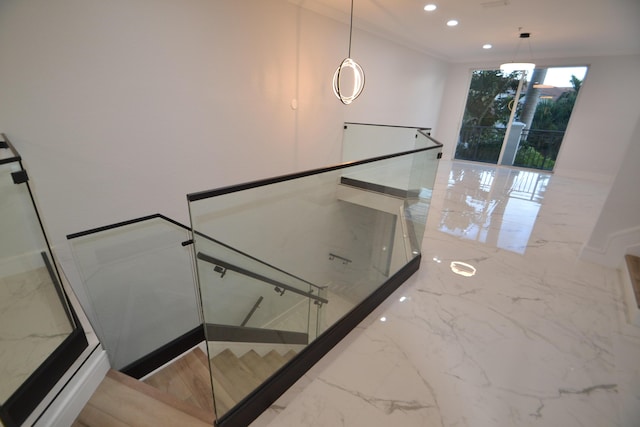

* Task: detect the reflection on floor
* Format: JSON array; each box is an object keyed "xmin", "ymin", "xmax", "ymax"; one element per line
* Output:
[
  {"xmin": 0, "ymin": 266, "xmax": 72, "ymax": 402},
  {"xmin": 251, "ymin": 160, "xmax": 640, "ymax": 427}
]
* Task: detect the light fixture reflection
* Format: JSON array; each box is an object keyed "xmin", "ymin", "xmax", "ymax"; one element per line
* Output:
[
  {"xmin": 450, "ymin": 261, "xmax": 477, "ymax": 277},
  {"xmin": 333, "ymin": 0, "xmax": 365, "ymax": 104},
  {"xmin": 380, "ymin": 316, "xmax": 387, "ymax": 322},
  {"xmin": 399, "ymin": 296, "xmax": 407, "ymax": 302},
  {"xmin": 532, "ymin": 83, "xmax": 554, "ymax": 89}
]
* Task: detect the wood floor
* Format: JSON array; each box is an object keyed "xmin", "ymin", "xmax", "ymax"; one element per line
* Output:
[
  {"xmin": 625, "ymin": 254, "xmax": 640, "ymax": 308},
  {"xmin": 71, "ymin": 369, "xmax": 214, "ymax": 427},
  {"xmin": 72, "ymin": 346, "xmax": 296, "ymax": 426}
]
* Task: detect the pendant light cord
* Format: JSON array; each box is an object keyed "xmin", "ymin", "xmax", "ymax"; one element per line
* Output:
[{"xmin": 348, "ymin": 0, "xmax": 354, "ymax": 57}]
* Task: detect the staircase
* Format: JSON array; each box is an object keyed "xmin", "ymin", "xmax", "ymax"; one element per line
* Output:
[
  {"xmin": 72, "ymin": 368, "xmax": 214, "ymax": 426},
  {"xmin": 73, "ymin": 346, "xmax": 296, "ymax": 425},
  {"xmin": 208, "ymin": 348, "xmax": 296, "ymax": 414},
  {"xmin": 623, "ymin": 254, "xmax": 640, "ymax": 326}
]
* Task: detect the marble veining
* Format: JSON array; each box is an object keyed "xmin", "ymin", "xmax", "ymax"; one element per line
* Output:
[
  {"xmin": 0, "ymin": 266, "xmax": 73, "ymax": 403},
  {"xmin": 251, "ymin": 160, "xmax": 640, "ymax": 427}
]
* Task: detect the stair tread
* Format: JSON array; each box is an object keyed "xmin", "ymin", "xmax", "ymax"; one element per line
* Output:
[
  {"xmin": 262, "ymin": 350, "xmax": 288, "ymax": 371},
  {"xmin": 72, "ymin": 403, "xmax": 129, "ymax": 427},
  {"xmin": 143, "ymin": 348, "xmax": 215, "ymax": 415},
  {"xmin": 283, "ymin": 349, "xmax": 297, "ymax": 362},
  {"xmin": 74, "ymin": 370, "xmax": 213, "ymax": 426},
  {"xmin": 239, "ymin": 350, "xmax": 276, "ymax": 382},
  {"xmin": 210, "ymin": 349, "xmax": 262, "ymax": 398},
  {"xmin": 625, "ymin": 255, "xmax": 640, "ymax": 308}
]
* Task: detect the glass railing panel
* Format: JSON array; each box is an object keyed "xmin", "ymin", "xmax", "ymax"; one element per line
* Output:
[
  {"xmin": 0, "ymin": 150, "xmax": 76, "ymax": 413},
  {"xmin": 405, "ymin": 132, "xmax": 442, "ymax": 252},
  {"xmin": 188, "ymin": 124, "xmax": 441, "ymax": 420},
  {"xmin": 193, "ymin": 229, "xmax": 325, "ymax": 417},
  {"xmin": 312, "ymin": 286, "xmax": 328, "ymax": 341},
  {"xmin": 194, "ymin": 231, "xmax": 321, "ymax": 320},
  {"xmin": 68, "ymin": 216, "xmax": 200, "ymax": 370},
  {"xmin": 342, "ymin": 122, "xmax": 430, "ymax": 161},
  {"xmin": 195, "ymin": 236, "xmax": 324, "ymax": 334}
]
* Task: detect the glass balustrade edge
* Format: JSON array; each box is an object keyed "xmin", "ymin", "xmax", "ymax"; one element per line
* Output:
[
  {"xmin": 66, "ymin": 213, "xmax": 191, "ymax": 240},
  {"xmin": 0, "ymin": 133, "xmax": 21, "ymax": 165},
  {"xmin": 187, "ymin": 137, "xmax": 443, "ymax": 202},
  {"xmin": 344, "ymin": 122, "xmax": 431, "ymax": 133},
  {"xmin": 120, "ymin": 326, "xmax": 205, "ymax": 379}
]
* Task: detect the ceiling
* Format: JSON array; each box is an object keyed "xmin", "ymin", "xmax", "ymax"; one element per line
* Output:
[{"xmin": 290, "ymin": 0, "xmax": 640, "ymax": 63}]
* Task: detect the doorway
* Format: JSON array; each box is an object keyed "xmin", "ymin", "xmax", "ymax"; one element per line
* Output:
[{"xmin": 455, "ymin": 66, "xmax": 588, "ymax": 171}]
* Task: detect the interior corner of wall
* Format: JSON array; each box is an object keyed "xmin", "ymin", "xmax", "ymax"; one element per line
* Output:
[{"xmin": 580, "ymin": 225, "xmax": 640, "ymax": 268}]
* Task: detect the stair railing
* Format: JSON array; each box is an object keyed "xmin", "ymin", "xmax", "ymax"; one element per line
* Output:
[
  {"xmin": 190, "ymin": 229, "xmax": 326, "ymax": 294},
  {"xmin": 197, "ymin": 252, "xmax": 328, "ymax": 306},
  {"xmin": 240, "ymin": 296, "xmax": 264, "ymax": 327}
]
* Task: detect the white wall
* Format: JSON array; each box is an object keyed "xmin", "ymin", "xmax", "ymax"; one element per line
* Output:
[
  {"xmin": 582, "ymin": 116, "xmax": 640, "ymax": 267},
  {"xmin": 0, "ymin": 0, "xmax": 448, "ymax": 253},
  {"xmin": 433, "ymin": 55, "xmax": 640, "ymax": 183}
]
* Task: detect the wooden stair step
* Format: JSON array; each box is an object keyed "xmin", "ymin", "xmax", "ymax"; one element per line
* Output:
[
  {"xmin": 210, "ymin": 349, "xmax": 262, "ymax": 401},
  {"xmin": 73, "ymin": 370, "xmax": 213, "ymax": 426},
  {"xmin": 262, "ymin": 349, "xmax": 288, "ymax": 372},
  {"xmin": 626, "ymin": 254, "xmax": 640, "ymax": 308},
  {"xmin": 72, "ymin": 403, "xmax": 129, "ymax": 427},
  {"xmin": 191, "ymin": 347, "xmax": 237, "ymax": 415},
  {"xmin": 283, "ymin": 349, "xmax": 297, "ymax": 362},
  {"xmin": 143, "ymin": 348, "xmax": 215, "ymax": 415},
  {"xmin": 240, "ymin": 350, "xmax": 277, "ymax": 382},
  {"xmin": 208, "ymin": 357, "xmax": 245, "ymax": 408}
]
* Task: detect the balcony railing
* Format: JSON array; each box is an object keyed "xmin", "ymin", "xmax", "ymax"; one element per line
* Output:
[
  {"xmin": 513, "ymin": 128, "xmax": 564, "ymax": 171},
  {"xmin": 455, "ymin": 125, "xmax": 564, "ymax": 171},
  {"xmin": 455, "ymin": 126, "xmax": 506, "ymax": 164}
]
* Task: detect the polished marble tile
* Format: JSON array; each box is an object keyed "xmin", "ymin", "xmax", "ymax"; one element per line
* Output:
[
  {"xmin": 252, "ymin": 160, "xmax": 640, "ymax": 427},
  {"xmin": 0, "ymin": 266, "xmax": 73, "ymax": 402}
]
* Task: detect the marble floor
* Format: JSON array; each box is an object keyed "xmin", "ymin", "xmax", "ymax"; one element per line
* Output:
[
  {"xmin": 251, "ymin": 160, "xmax": 640, "ymax": 427},
  {"xmin": 0, "ymin": 266, "xmax": 73, "ymax": 402}
]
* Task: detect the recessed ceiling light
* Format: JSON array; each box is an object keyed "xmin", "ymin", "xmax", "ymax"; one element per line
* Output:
[
  {"xmin": 483, "ymin": 44, "xmax": 493, "ymax": 49},
  {"xmin": 446, "ymin": 19, "xmax": 459, "ymax": 27},
  {"xmin": 424, "ymin": 4, "xmax": 437, "ymax": 12}
]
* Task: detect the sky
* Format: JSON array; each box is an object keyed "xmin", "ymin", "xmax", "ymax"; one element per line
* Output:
[{"xmin": 542, "ymin": 66, "xmax": 588, "ymax": 87}]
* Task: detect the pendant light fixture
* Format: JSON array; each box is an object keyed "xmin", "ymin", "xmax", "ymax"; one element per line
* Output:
[
  {"xmin": 333, "ymin": 0, "xmax": 365, "ymax": 104},
  {"xmin": 500, "ymin": 31, "xmax": 536, "ymax": 74}
]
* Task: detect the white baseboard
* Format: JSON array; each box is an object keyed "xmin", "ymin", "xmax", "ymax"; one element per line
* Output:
[
  {"xmin": 30, "ymin": 347, "xmax": 109, "ymax": 427},
  {"xmin": 580, "ymin": 226, "xmax": 640, "ymax": 268}
]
